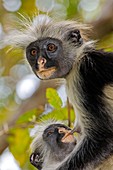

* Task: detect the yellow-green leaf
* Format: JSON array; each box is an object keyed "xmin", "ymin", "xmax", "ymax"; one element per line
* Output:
[
  {"xmin": 46, "ymin": 88, "xmax": 62, "ymax": 108},
  {"xmin": 16, "ymin": 109, "xmax": 43, "ymax": 124},
  {"xmin": 8, "ymin": 128, "xmax": 31, "ymax": 167},
  {"xmin": 40, "ymin": 107, "xmax": 75, "ymax": 123}
]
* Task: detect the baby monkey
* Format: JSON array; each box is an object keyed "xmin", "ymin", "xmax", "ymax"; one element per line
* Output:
[{"xmin": 30, "ymin": 123, "xmax": 77, "ymax": 170}]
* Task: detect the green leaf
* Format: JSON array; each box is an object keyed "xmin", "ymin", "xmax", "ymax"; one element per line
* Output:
[
  {"xmin": 46, "ymin": 88, "xmax": 62, "ymax": 108},
  {"xmin": 67, "ymin": 0, "xmax": 79, "ymax": 19},
  {"xmin": 40, "ymin": 107, "xmax": 75, "ymax": 123},
  {"xmin": 8, "ymin": 128, "xmax": 31, "ymax": 167},
  {"xmin": 16, "ymin": 108, "xmax": 43, "ymax": 124}
]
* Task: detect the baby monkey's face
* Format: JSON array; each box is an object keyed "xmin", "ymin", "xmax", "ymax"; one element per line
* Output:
[
  {"xmin": 42, "ymin": 124, "xmax": 77, "ymax": 160},
  {"xmin": 43, "ymin": 124, "xmax": 76, "ymax": 145},
  {"xmin": 30, "ymin": 123, "xmax": 77, "ymax": 169},
  {"xmin": 26, "ymin": 30, "xmax": 83, "ymax": 80}
]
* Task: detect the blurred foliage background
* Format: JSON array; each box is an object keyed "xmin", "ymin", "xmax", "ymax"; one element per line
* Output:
[{"xmin": 0, "ymin": 0, "xmax": 113, "ymax": 169}]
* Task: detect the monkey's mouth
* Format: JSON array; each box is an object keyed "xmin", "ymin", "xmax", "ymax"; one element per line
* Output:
[
  {"xmin": 58, "ymin": 128, "xmax": 76, "ymax": 143},
  {"xmin": 36, "ymin": 67, "xmax": 57, "ymax": 79},
  {"xmin": 61, "ymin": 131, "xmax": 75, "ymax": 143}
]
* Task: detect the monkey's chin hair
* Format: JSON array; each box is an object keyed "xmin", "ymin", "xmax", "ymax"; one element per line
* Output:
[
  {"xmin": 35, "ymin": 67, "xmax": 71, "ymax": 80},
  {"xmin": 35, "ymin": 67, "xmax": 57, "ymax": 80}
]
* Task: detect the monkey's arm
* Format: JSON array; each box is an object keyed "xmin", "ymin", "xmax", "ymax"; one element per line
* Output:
[
  {"xmin": 57, "ymin": 137, "xmax": 103, "ymax": 170},
  {"xmin": 57, "ymin": 50, "xmax": 113, "ymax": 170}
]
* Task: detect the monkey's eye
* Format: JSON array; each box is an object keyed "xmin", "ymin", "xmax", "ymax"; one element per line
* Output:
[
  {"xmin": 47, "ymin": 44, "xmax": 57, "ymax": 52},
  {"xmin": 30, "ymin": 49, "xmax": 37, "ymax": 56}
]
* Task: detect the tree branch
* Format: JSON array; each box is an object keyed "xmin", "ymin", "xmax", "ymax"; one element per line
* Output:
[
  {"xmin": 0, "ymin": 80, "xmax": 59, "ymax": 154},
  {"xmin": 91, "ymin": 0, "xmax": 113, "ymax": 39}
]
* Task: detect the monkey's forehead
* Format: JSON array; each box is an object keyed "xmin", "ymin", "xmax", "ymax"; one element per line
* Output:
[
  {"xmin": 3, "ymin": 18, "xmax": 89, "ymax": 49},
  {"xmin": 44, "ymin": 123, "xmax": 71, "ymax": 132}
]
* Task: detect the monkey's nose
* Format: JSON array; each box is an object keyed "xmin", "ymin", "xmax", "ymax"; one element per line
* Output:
[
  {"xmin": 37, "ymin": 57, "xmax": 47, "ymax": 71},
  {"xmin": 38, "ymin": 57, "xmax": 47, "ymax": 66}
]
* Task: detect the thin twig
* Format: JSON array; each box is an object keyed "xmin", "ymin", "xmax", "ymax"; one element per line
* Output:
[
  {"xmin": 0, "ymin": 121, "xmax": 36, "ymax": 137},
  {"xmin": 67, "ymin": 97, "xmax": 71, "ymax": 127}
]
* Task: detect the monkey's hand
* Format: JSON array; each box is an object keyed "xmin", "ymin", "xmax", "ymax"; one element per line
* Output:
[{"xmin": 30, "ymin": 152, "xmax": 43, "ymax": 170}]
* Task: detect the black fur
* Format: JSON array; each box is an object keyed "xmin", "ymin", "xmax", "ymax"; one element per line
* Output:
[{"xmin": 57, "ymin": 50, "xmax": 113, "ymax": 170}]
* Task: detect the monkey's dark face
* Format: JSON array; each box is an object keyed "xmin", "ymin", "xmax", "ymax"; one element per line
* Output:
[
  {"xmin": 26, "ymin": 30, "xmax": 83, "ymax": 80},
  {"xmin": 30, "ymin": 123, "xmax": 76, "ymax": 169},
  {"xmin": 26, "ymin": 38, "xmax": 63, "ymax": 79},
  {"xmin": 43, "ymin": 124, "xmax": 75, "ymax": 149}
]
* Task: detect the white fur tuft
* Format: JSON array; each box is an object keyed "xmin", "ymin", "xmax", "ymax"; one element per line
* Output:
[{"xmin": 2, "ymin": 15, "xmax": 91, "ymax": 49}]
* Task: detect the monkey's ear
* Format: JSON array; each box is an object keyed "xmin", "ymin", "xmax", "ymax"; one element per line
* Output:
[{"xmin": 67, "ymin": 29, "xmax": 83, "ymax": 45}]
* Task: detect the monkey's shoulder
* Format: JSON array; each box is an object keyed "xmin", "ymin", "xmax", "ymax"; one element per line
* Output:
[
  {"xmin": 80, "ymin": 49, "xmax": 113, "ymax": 84},
  {"xmin": 85, "ymin": 49, "xmax": 113, "ymax": 65}
]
